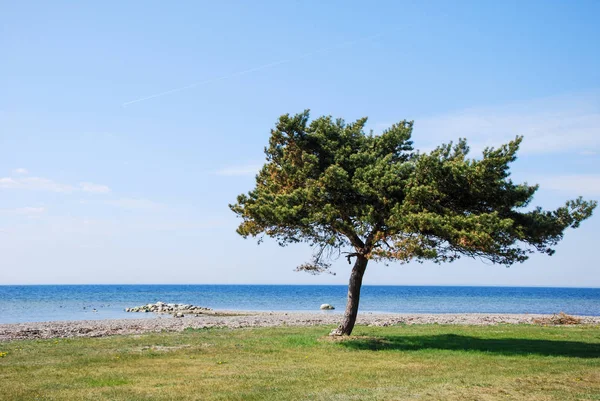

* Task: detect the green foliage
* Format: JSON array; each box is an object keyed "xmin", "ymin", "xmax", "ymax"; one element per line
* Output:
[{"xmin": 230, "ymin": 110, "xmax": 596, "ymax": 272}]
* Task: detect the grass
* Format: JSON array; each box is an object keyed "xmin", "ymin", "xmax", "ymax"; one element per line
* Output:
[{"xmin": 1, "ymin": 324, "xmax": 599, "ymax": 400}]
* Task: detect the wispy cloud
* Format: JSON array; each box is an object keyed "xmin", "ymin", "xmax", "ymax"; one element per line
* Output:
[
  {"xmin": 0, "ymin": 173, "xmax": 110, "ymax": 194},
  {"xmin": 393, "ymin": 92, "xmax": 600, "ymax": 155},
  {"xmin": 122, "ymin": 32, "xmax": 385, "ymax": 107},
  {"xmin": 1, "ymin": 206, "xmax": 47, "ymax": 216},
  {"xmin": 0, "ymin": 176, "xmax": 74, "ymax": 192},
  {"xmin": 14, "ymin": 206, "xmax": 47, "ymax": 215},
  {"xmin": 534, "ymin": 174, "xmax": 600, "ymax": 196},
  {"xmin": 13, "ymin": 168, "xmax": 28, "ymax": 175},
  {"xmin": 80, "ymin": 182, "xmax": 111, "ymax": 194},
  {"xmin": 104, "ymin": 198, "xmax": 162, "ymax": 210},
  {"xmin": 214, "ymin": 164, "xmax": 262, "ymax": 177}
]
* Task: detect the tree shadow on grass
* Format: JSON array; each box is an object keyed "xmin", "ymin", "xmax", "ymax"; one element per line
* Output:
[{"xmin": 338, "ymin": 334, "xmax": 600, "ymax": 358}]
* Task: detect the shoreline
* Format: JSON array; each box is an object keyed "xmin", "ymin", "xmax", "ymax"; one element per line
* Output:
[{"xmin": 1, "ymin": 311, "xmax": 599, "ymax": 341}]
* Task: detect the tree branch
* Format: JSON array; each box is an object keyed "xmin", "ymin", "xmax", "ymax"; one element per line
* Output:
[
  {"xmin": 343, "ymin": 252, "xmax": 360, "ymax": 264},
  {"xmin": 364, "ymin": 222, "xmax": 382, "ymax": 250},
  {"xmin": 339, "ymin": 217, "xmax": 365, "ymax": 250}
]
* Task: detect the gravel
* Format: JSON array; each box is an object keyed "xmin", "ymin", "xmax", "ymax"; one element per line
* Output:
[{"xmin": 2, "ymin": 312, "xmax": 599, "ymax": 341}]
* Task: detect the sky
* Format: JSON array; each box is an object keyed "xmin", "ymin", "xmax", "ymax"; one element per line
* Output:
[{"xmin": 1, "ymin": 0, "xmax": 599, "ymax": 286}]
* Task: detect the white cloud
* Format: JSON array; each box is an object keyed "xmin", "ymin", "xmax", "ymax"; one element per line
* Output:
[
  {"xmin": 105, "ymin": 198, "xmax": 162, "ymax": 210},
  {"xmin": 403, "ymin": 92, "xmax": 600, "ymax": 155},
  {"xmin": 14, "ymin": 207, "xmax": 47, "ymax": 215},
  {"xmin": 13, "ymin": 168, "xmax": 28, "ymax": 175},
  {"xmin": 214, "ymin": 164, "xmax": 262, "ymax": 177},
  {"xmin": 1, "ymin": 206, "xmax": 47, "ymax": 216},
  {"xmin": 0, "ymin": 174, "xmax": 110, "ymax": 194},
  {"xmin": 534, "ymin": 174, "xmax": 600, "ymax": 196},
  {"xmin": 0, "ymin": 176, "xmax": 74, "ymax": 192},
  {"xmin": 79, "ymin": 182, "xmax": 111, "ymax": 194},
  {"xmin": 0, "ymin": 177, "xmax": 17, "ymax": 186}
]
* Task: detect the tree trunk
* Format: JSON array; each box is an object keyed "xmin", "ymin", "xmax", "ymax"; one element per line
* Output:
[{"xmin": 330, "ymin": 255, "xmax": 368, "ymax": 336}]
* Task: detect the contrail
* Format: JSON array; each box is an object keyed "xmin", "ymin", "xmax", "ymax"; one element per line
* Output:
[{"xmin": 122, "ymin": 33, "xmax": 384, "ymax": 107}]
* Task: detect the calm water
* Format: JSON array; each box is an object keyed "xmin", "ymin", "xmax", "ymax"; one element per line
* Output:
[{"xmin": 0, "ymin": 285, "xmax": 598, "ymax": 324}]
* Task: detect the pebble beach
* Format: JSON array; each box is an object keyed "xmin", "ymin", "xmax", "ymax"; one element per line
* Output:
[{"xmin": 2, "ymin": 311, "xmax": 599, "ymax": 341}]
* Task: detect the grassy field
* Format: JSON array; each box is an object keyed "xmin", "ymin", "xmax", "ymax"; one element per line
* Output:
[{"xmin": 1, "ymin": 324, "xmax": 599, "ymax": 400}]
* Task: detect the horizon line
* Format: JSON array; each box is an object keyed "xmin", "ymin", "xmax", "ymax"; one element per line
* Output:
[{"xmin": 1, "ymin": 283, "xmax": 599, "ymax": 289}]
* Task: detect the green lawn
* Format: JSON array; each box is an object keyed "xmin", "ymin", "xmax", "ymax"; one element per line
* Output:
[{"xmin": 1, "ymin": 324, "xmax": 599, "ymax": 400}]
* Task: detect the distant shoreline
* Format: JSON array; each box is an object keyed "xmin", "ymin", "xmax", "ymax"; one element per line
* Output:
[
  {"xmin": 2, "ymin": 312, "xmax": 599, "ymax": 342},
  {"xmin": 2, "ymin": 284, "xmax": 600, "ymax": 289}
]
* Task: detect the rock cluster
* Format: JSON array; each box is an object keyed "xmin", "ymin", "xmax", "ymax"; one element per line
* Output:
[
  {"xmin": 3, "ymin": 312, "xmax": 600, "ymax": 341},
  {"xmin": 125, "ymin": 302, "xmax": 212, "ymax": 317}
]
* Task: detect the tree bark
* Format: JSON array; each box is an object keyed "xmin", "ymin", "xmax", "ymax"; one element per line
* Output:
[{"xmin": 330, "ymin": 255, "xmax": 368, "ymax": 336}]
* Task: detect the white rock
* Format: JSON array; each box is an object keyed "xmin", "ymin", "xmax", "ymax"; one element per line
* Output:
[{"xmin": 320, "ymin": 304, "xmax": 335, "ymax": 310}]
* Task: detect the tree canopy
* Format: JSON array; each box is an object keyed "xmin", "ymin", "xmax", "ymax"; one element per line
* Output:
[{"xmin": 230, "ymin": 110, "xmax": 596, "ymax": 335}]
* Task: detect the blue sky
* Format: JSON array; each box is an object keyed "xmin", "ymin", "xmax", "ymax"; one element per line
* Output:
[{"xmin": 1, "ymin": 0, "xmax": 599, "ymax": 286}]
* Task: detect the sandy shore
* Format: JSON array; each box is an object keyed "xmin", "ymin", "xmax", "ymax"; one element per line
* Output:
[{"xmin": 1, "ymin": 312, "xmax": 599, "ymax": 341}]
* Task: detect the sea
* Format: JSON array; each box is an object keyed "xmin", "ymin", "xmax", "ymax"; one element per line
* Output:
[{"xmin": 0, "ymin": 285, "xmax": 599, "ymax": 324}]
